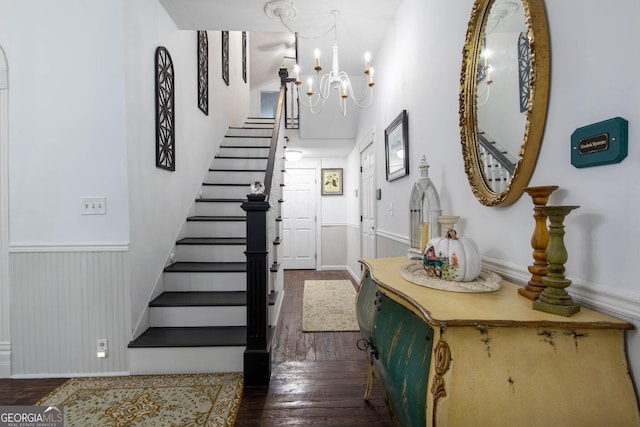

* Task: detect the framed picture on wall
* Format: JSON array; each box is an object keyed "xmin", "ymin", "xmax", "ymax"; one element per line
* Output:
[
  {"xmin": 321, "ymin": 168, "xmax": 343, "ymax": 195},
  {"xmin": 385, "ymin": 109, "xmax": 409, "ymax": 181}
]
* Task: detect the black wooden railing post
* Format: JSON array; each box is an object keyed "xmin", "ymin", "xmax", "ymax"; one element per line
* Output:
[
  {"xmin": 279, "ymin": 67, "xmax": 299, "ymax": 130},
  {"xmin": 242, "ymin": 193, "xmax": 271, "ymax": 386},
  {"xmin": 242, "ymin": 83, "xmax": 286, "ymax": 387}
]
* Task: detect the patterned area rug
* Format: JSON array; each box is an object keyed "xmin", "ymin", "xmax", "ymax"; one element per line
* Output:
[
  {"xmin": 302, "ymin": 280, "xmax": 359, "ymax": 332},
  {"xmin": 36, "ymin": 372, "xmax": 243, "ymax": 426}
]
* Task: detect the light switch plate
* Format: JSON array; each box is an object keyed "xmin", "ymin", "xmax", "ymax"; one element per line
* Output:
[{"xmin": 82, "ymin": 197, "xmax": 107, "ymax": 215}]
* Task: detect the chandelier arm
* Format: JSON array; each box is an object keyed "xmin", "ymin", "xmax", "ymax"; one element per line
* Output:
[
  {"xmin": 296, "ymin": 85, "xmax": 326, "ymax": 114},
  {"xmin": 337, "ymin": 72, "xmax": 373, "ymax": 107},
  {"xmin": 350, "ymin": 89, "xmax": 374, "ymax": 108},
  {"xmin": 318, "ymin": 73, "xmax": 334, "ymax": 101}
]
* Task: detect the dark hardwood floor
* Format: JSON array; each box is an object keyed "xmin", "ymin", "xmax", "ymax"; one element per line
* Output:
[
  {"xmin": 235, "ymin": 269, "xmax": 392, "ymax": 426},
  {"xmin": 0, "ymin": 269, "xmax": 392, "ymax": 426}
]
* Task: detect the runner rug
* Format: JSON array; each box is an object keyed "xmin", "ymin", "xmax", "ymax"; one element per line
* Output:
[
  {"xmin": 302, "ymin": 279, "xmax": 359, "ymax": 332},
  {"xmin": 36, "ymin": 372, "xmax": 243, "ymax": 426}
]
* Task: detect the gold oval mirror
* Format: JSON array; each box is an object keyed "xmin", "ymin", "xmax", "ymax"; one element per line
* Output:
[{"xmin": 460, "ymin": 0, "xmax": 550, "ymax": 206}]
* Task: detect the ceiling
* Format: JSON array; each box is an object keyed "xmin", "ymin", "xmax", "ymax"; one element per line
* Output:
[{"xmin": 159, "ymin": 0, "xmax": 403, "ymax": 90}]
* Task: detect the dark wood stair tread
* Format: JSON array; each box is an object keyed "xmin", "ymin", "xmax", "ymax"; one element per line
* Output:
[
  {"xmin": 225, "ymin": 135, "xmax": 271, "ymax": 138},
  {"xmin": 209, "ymin": 168, "xmax": 266, "ymax": 172},
  {"xmin": 164, "ymin": 262, "xmax": 246, "ymax": 273},
  {"xmin": 195, "ymin": 198, "xmax": 244, "ymax": 203},
  {"xmin": 214, "ymin": 156, "xmax": 268, "ymax": 159},
  {"xmin": 187, "ymin": 215, "xmax": 246, "ymax": 221},
  {"xmin": 220, "ymin": 145, "xmax": 270, "ymax": 149},
  {"xmin": 151, "ymin": 291, "xmax": 246, "ymax": 307},
  {"xmin": 128, "ymin": 326, "xmax": 246, "ymax": 348},
  {"xmin": 202, "ymin": 182, "xmax": 251, "ymax": 187},
  {"xmin": 176, "ymin": 237, "xmax": 246, "ymax": 245}
]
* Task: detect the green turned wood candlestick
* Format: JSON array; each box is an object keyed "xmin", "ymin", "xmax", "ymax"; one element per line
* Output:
[
  {"xmin": 532, "ymin": 205, "xmax": 581, "ymax": 317},
  {"xmin": 519, "ymin": 185, "xmax": 559, "ymax": 301}
]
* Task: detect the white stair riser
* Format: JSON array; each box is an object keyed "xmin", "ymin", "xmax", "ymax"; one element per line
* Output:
[
  {"xmin": 206, "ymin": 170, "xmax": 265, "ymax": 184},
  {"xmin": 201, "ymin": 185, "xmax": 250, "ymax": 199},
  {"xmin": 194, "ymin": 201, "xmax": 244, "ymax": 217},
  {"xmin": 164, "ymin": 272, "xmax": 246, "ymax": 292},
  {"xmin": 218, "ymin": 147, "xmax": 269, "ymax": 157},
  {"xmin": 129, "ymin": 347, "xmax": 244, "ymax": 375},
  {"xmin": 149, "ymin": 306, "xmax": 246, "ymax": 327},
  {"xmin": 226, "ymin": 128, "xmax": 272, "ymax": 137},
  {"xmin": 176, "ymin": 244, "xmax": 245, "ymax": 263},
  {"xmin": 211, "ymin": 158, "xmax": 268, "ymax": 170},
  {"xmin": 223, "ymin": 137, "xmax": 271, "ymax": 147},
  {"xmin": 186, "ymin": 221, "xmax": 246, "ymax": 238}
]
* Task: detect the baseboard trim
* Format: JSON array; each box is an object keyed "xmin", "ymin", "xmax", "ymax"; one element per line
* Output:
[
  {"xmin": 12, "ymin": 371, "xmax": 130, "ymax": 379},
  {"xmin": 9, "ymin": 242, "xmax": 130, "ymax": 253},
  {"xmin": 0, "ymin": 344, "xmax": 10, "ymax": 378},
  {"xmin": 320, "ymin": 265, "xmax": 348, "ymax": 271}
]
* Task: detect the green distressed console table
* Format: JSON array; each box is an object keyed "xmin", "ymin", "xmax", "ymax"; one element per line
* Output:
[{"xmin": 357, "ymin": 257, "xmax": 640, "ymax": 426}]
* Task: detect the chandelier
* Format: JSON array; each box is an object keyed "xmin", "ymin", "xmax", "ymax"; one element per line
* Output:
[{"xmin": 264, "ymin": 2, "xmax": 375, "ymax": 116}]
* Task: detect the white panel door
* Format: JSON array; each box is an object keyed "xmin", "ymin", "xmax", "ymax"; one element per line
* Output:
[
  {"xmin": 361, "ymin": 144, "xmax": 376, "ymax": 259},
  {"xmin": 282, "ymin": 168, "xmax": 317, "ymax": 269}
]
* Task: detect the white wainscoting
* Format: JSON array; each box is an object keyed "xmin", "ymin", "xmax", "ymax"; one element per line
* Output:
[
  {"xmin": 375, "ymin": 229, "xmax": 409, "ymax": 258},
  {"xmin": 320, "ymin": 224, "xmax": 348, "ymax": 270},
  {"xmin": 9, "ymin": 244, "xmax": 131, "ymax": 377}
]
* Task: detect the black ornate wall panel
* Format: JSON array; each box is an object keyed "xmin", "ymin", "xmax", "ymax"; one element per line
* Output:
[
  {"xmin": 518, "ymin": 32, "xmax": 531, "ymax": 113},
  {"xmin": 155, "ymin": 46, "xmax": 175, "ymax": 171},
  {"xmin": 222, "ymin": 30, "xmax": 230, "ymax": 86},
  {"xmin": 242, "ymin": 31, "xmax": 247, "ymax": 83},
  {"xmin": 197, "ymin": 30, "xmax": 209, "ymax": 115}
]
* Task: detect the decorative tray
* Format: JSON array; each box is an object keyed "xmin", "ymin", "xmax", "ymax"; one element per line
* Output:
[{"xmin": 400, "ymin": 261, "xmax": 502, "ymax": 293}]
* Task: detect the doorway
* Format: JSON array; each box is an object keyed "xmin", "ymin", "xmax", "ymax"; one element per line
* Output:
[
  {"xmin": 282, "ymin": 167, "xmax": 317, "ymax": 269},
  {"xmin": 360, "ymin": 142, "xmax": 376, "ymax": 259}
]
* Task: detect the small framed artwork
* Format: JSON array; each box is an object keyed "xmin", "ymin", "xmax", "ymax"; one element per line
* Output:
[
  {"xmin": 385, "ymin": 110, "xmax": 409, "ymax": 181},
  {"xmin": 321, "ymin": 168, "xmax": 343, "ymax": 195}
]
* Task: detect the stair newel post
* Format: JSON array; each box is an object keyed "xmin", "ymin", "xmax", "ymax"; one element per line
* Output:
[{"xmin": 242, "ymin": 193, "xmax": 272, "ymax": 386}]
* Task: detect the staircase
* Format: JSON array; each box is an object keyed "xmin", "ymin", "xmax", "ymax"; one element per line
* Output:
[{"xmin": 128, "ymin": 117, "xmax": 278, "ymax": 375}]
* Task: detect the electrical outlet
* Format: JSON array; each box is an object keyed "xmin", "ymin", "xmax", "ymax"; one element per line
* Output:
[
  {"xmin": 97, "ymin": 338, "xmax": 108, "ymax": 358},
  {"xmin": 82, "ymin": 197, "xmax": 107, "ymax": 215}
]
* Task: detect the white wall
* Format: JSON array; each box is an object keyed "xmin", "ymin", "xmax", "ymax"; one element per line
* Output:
[
  {"xmin": 124, "ymin": 0, "xmax": 250, "ymax": 335},
  {"xmin": 350, "ymin": 0, "xmax": 640, "ymax": 389},
  {"xmin": 1, "ymin": 0, "xmax": 130, "ymax": 244}
]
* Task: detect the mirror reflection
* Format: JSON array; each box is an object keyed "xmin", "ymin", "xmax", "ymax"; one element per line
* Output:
[
  {"xmin": 476, "ymin": 0, "xmax": 527, "ymax": 192},
  {"xmin": 459, "ymin": 0, "xmax": 550, "ymax": 206}
]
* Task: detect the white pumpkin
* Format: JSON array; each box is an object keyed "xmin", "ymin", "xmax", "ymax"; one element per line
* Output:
[{"xmin": 423, "ymin": 229, "xmax": 481, "ymax": 282}]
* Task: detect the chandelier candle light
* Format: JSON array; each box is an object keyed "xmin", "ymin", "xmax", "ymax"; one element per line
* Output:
[{"xmin": 293, "ymin": 10, "xmax": 375, "ymax": 116}]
